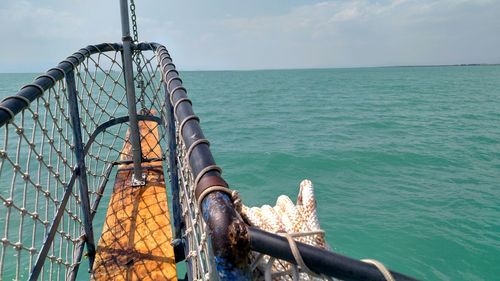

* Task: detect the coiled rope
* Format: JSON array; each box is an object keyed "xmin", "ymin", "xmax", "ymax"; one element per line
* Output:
[{"xmin": 239, "ymin": 179, "xmax": 395, "ymax": 281}]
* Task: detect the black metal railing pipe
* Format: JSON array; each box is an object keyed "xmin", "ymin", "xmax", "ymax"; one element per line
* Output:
[
  {"xmin": 139, "ymin": 42, "xmax": 420, "ymax": 281},
  {"xmin": 249, "ymin": 227, "xmax": 419, "ymax": 281},
  {"xmin": 0, "ymin": 43, "xmax": 122, "ymax": 128},
  {"xmin": 154, "ymin": 44, "xmax": 252, "ymax": 280}
]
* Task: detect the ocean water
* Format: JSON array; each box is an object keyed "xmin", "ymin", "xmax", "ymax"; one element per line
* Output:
[{"xmin": 1, "ymin": 66, "xmax": 499, "ymax": 280}]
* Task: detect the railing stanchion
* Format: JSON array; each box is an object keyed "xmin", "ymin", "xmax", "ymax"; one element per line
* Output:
[
  {"xmin": 120, "ymin": 0, "xmax": 144, "ymax": 185},
  {"xmin": 28, "ymin": 174, "xmax": 79, "ymax": 281},
  {"xmin": 67, "ymin": 163, "xmax": 115, "ymax": 281},
  {"xmin": 66, "ymin": 70, "xmax": 96, "ymax": 269},
  {"xmin": 164, "ymin": 83, "xmax": 183, "ymax": 239}
]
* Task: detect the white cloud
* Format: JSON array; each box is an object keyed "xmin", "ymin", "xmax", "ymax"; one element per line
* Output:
[
  {"xmin": 0, "ymin": 0, "xmax": 499, "ymax": 71},
  {"xmin": 200, "ymin": 0, "xmax": 500, "ymax": 69}
]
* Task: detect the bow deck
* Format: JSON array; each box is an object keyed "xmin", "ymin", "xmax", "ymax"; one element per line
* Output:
[{"xmin": 92, "ymin": 116, "xmax": 177, "ymax": 281}]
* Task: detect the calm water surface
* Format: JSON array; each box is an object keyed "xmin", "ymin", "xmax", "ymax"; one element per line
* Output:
[{"xmin": 1, "ymin": 66, "xmax": 499, "ymax": 280}]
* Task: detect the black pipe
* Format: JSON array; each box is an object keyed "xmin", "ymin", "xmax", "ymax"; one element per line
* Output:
[
  {"xmin": 140, "ymin": 42, "xmax": 420, "ymax": 281},
  {"xmin": 248, "ymin": 227, "xmax": 420, "ymax": 281},
  {"xmin": 0, "ymin": 43, "xmax": 122, "ymax": 128},
  {"xmin": 155, "ymin": 45, "xmax": 252, "ymax": 280}
]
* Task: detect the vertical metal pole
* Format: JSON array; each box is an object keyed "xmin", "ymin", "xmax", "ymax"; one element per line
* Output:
[
  {"xmin": 164, "ymin": 82, "xmax": 192, "ymax": 275},
  {"xmin": 66, "ymin": 71, "xmax": 96, "ymax": 269},
  {"xmin": 164, "ymin": 83, "xmax": 183, "ymax": 239},
  {"xmin": 120, "ymin": 0, "xmax": 144, "ymax": 185},
  {"xmin": 29, "ymin": 173, "xmax": 78, "ymax": 281},
  {"xmin": 67, "ymin": 163, "xmax": 115, "ymax": 281}
]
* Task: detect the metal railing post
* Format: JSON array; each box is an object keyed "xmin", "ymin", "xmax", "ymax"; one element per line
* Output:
[
  {"xmin": 164, "ymin": 83, "xmax": 183, "ymax": 239},
  {"xmin": 119, "ymin": 0, "xmax": 145, "ymax": 185},
  {"xmin": 28, "ymin": 173, "xmax": 78, "ymax": 281},
  {"xmin": 66, "ymin": 70, "xmax": 96, "ymax": 269},
  {"xmin": 68, "ymin": 163, "xmax": 115, "ymax": 281}
]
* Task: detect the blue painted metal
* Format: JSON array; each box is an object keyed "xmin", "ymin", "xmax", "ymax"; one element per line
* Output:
[
  {"xmin": 66, "ymin": 114, "xmax": 160, "ymax": 279},
  {"xmin": 201, "ymin": 192, "xmax": 252, "ymax": 280},
  {"xmin": 163, "ymin": 81, "xmax": 193, "ymax": 277},
  {"xmin": 156, "ymin": 45, "xmax": 252, "ymax": 280},
  {"xmin": 66, "ymin": 114, "xmax": 161, "ymax": 280},
  {"xmin": 66, "ymin": 70, "xmax": 96, "ymax": 268},
  {"xmin": 29, "ymin": 171, "xmax": 79, "ymax": 281},
  {"xmin": 112, "ymin": 157, "xmax": 164, "ymax": 165},
  {"xmin": 248, "ymin": 227, "xmax": 420, "ymax": 281}
]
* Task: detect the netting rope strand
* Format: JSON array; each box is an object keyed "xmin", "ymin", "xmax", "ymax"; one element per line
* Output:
[{"xmin": 0, "ymin": 42, "xmax": 171, "ymax": 280}]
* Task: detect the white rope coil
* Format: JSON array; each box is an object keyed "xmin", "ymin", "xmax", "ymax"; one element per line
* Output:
[
  {"xmin": 241, "ymin": 179, "xmax": 330, "ymax": 280},
  {"xmin": 242, "ymin": 179, "xmax": 328, "ymax": 249},
  {"xmin": 241, "ymin": 179, "xmax": 394, "ymax": 281}
]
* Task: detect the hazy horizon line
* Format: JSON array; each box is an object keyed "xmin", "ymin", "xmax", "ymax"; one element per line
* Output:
[{"xmin": 1, "ymin": 62, "xmax": 499, "ymax": 74}]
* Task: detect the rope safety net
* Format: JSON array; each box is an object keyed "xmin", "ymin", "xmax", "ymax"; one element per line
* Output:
[
  {"xmin": 0, "ymin": 1, "xmax": 405, "ymax": 280},
  {"xmin": 0, "ymin": 44, "xmax": 169, "ymax": 280},
  {"xmin": 174, "ymin": 117, "xmax": 218, "ymax": 281},
  {"xmin": 157, "ymin": 46, "xmax": 338, "ymax": 280},
  {"xmin": 159, "ymin": 48, "xmax": 397, "ymax": 281}
]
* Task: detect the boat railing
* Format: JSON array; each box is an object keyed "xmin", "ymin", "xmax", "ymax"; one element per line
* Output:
[
  {"xmin": 0, "ymin": 42, "xmax": 170, "ymax": 280},
  {"xmin": 0, "ymin": 40, "xmax": 419, "ymax": 280},
  {"xmin": 0, "ymin": 38, "xmax": 419, "ymax": 281},
  {"xmin": 153, "ymin": 44, "xmax": 419, "ymax": 281}
]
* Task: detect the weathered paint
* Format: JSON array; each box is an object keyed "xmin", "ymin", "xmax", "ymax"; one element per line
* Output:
[
  {"xmin": 202, "ymin": 192, "xmax": 252, "ymax": 280},
  {"xmin": 156, "ymin": 45, "xmax": 253, "ymax": 280}
]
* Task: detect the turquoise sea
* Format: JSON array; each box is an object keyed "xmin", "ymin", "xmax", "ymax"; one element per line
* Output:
[{"xmin": 1, "ymin": 66, "xmax": 499, "ymax": 280}]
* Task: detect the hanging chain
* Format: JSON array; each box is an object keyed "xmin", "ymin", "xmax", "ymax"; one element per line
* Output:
[
  {"xmin": 129, "ymin": 0, "xmax": 147, "ymax": 113},
  {"xmin": 129, "ymin": 0, "xmax": 139, "ymax": 42}
]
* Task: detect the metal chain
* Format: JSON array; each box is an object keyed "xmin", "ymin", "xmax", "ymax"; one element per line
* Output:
[
  {"xmin": 136, "ymin": 58, "xmax": 147, "ymax": 113},
  {"xmin": 129, "ymin": 0, "xmax": 147, "ymax": 113},
  {"xmin": 129, "ymin": 0, "xmax": 139, "ymax": 43}
]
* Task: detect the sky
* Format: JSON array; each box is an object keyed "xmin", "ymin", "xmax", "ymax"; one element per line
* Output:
[{"xmin": 0, "ymin": 0, "xmax": 499, "ymax": 72}]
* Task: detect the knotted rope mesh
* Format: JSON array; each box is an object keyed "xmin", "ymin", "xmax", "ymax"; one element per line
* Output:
[
  {"xmin": 156, "ymin": 46, "xmax": 338, "ymax": 281},
  {"xmin": 0, "ymin": 44, "xmax": 168, "ymax": 280},
  {"xmin": 0, "ymin": 78, "xmax": 81, "ymax": 280},
  {"xmin": 0, "ymin": 41, "xmax": 345, "ymax": 281},
  {"xmin": 174, "ymin": 122, "xmax": 217, "ymax": 281}
]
